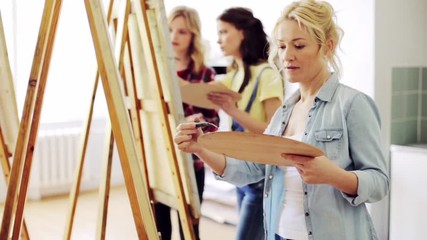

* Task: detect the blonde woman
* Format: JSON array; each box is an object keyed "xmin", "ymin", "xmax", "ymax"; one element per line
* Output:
[
  {"xmin": 175, "ymin": 1, "xmax": 389, "ymax": 239},
  {"xmin": 155, "ymin": 6, "xmax": 218, "ymax": 240}
]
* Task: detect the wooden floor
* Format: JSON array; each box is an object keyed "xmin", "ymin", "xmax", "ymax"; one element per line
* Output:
[{"xmin": 0, "ymin": 186, "xmax": 236, "ymax": 240}]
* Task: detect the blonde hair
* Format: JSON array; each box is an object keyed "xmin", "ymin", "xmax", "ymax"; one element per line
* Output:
[
  {"xmin": 268, "ymin": 0, "xmax": 343, "ymax": 77},
  {"xmin": 168, "ymin": 6, "xmax": 206, "ymax": 73}
]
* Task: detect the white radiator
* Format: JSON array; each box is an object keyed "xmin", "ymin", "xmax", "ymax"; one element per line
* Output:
[
  {"xmin": 34, "ymin": 128, "xmax": 86, "ymax": 197},
  {"xmin": 1, "ymin": 120, "xmax": 126, "ymax": 202},
  {"xmin": 26, "ymin": 120, "xmax": 124, "ymax": 200},
  {"xmin": 0, "ymin": 127, "xmax": 90, "ymax": 201}
]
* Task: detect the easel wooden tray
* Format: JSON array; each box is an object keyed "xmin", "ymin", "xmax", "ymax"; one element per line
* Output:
[
  {"xmin": 198, "ymin": 131, "xmax": 324, "ymax": 166},
  {"xmin": 180, "ymin": 83, "xmax": 241, "ymax": 109}
]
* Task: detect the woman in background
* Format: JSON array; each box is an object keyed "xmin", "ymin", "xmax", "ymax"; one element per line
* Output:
[
  {"xmin": 207, "ymin": 7, "xmax": 283, "ymax": 240},
  {"xmin": 154, "ymin": 6, "xmax": 219, "ymax": 240}
]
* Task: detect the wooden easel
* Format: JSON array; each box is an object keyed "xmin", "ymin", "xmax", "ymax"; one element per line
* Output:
[
  {"xmin": 129, "ymin": 0, "xmax": 200, "ymax": 239},
  {"xmin": 62, "ymin": 0, "xmax": 127, "ymax": 239},
  {"xmin": 63, "ymin": 0, "xmax": 157, "ymax": 239},
  {"xmin": 1, "ymin": 0, "xmax": 199, "ymax": 239},
  {"xmin": 65, "ymin": 0, "xmax": 199, "ymax": 239},
  {"xmin": 0, "ymin": 0, "xmax": 158, "ymax": 239},
  {"xmin": 0, "ymin": 9, "xmax": 30, "ymax": 240}
]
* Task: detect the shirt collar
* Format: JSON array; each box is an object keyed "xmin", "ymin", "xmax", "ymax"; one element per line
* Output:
[
  {"xmin": 316, "ymin": 72, "xmax": 339, "ymax": 102},
  {"xmin": 177, "ymin": 60, "xmax": 195, "ymax": 81},
  {"xmin": 283, "ymin": 72, "xmax": 339, "ymax": 108}
]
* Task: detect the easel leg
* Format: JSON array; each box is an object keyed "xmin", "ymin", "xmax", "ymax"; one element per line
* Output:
[
  {"xmin": 0, "ymin": 1, "xmax": 63, "ymax": 239},
  {"xmin": 63, "ymin": 73, "xmax": 100, "ymax": 240},
  {"xmin": 95, "ymin": 125, "xmax": 114, "ymax": 240},
  {"xmin": 0, "ymin": 11, "xmax": 30, "ymax": 240},
  {"xmin": 64, "ymin": 0, "xmax": 126, "ymax": 238},
  {"xmin": 84, "ymin": 0, "xmax": 158, "ymax": 238},
  {"xmin": 0, "ymin": 127, "xmax": 30, "ymax": 239}
]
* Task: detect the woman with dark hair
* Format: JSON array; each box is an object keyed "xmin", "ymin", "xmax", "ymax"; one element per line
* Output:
[{"xmin": 207, "ymin": 7, "xmax": 283, "ymax": 240}]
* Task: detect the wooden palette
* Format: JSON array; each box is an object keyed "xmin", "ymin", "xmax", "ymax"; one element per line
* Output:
[{"xmin": 198, "ymin": 131, "xmax": 324, "ymax": 166}]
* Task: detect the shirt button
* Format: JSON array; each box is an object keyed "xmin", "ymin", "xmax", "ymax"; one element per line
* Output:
[
  {"xmin": 268, "ymin": 175, "xmax": 273, "ymax": 180},
  {"xmin": 304, "ymin": 132, "xmax": 308, "ymax": 135},
  {"xmin": 305, "ymin": 212, "xmax": 310, "ymax": 216},
  {"xmin": 308, "ymin": 231, "xmax": 312, "ymax": 235},
  {"xmin": 304, "ymin": 191, "xmax": 307, "ymax": 195},
  {"xmin": 264, "ymin": 193, "xmax": 268, "ymax": 198}
]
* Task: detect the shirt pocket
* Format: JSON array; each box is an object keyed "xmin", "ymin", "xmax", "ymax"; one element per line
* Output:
[{"xmin": 314, "ymin": 129, "xmax": 343, "ymax": 160}]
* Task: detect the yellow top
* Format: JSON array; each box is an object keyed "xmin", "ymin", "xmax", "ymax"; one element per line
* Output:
[{"xmin": 220, "ymin": 62, "xmax": 284, "ymax": 127}]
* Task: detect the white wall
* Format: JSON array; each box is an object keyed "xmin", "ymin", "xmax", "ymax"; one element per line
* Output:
[
  {"xmin": 374, "ymin": 0, "xmax": 427, "ymax": 239},
  {"xmin": 12, "ymin": 0, "xmax": 106, "ymax": 123}
]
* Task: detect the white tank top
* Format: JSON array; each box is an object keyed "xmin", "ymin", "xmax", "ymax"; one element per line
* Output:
[{"xmin": 276, "ymin": 132, "xmax": 308, "ymax": 240}]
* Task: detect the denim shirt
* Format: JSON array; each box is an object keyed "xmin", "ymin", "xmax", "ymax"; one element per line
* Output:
[{"xmin": 216, "ymin": 74, "xmax": 390, "ymax": 240}]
